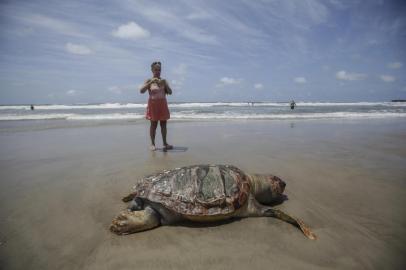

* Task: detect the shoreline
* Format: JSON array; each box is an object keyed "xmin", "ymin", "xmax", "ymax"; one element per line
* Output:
[{"xmin": 1, "ymin": 116, "xmax": 406, "ymax": 133}]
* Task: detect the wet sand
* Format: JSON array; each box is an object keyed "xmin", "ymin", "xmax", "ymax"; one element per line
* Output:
[{"xmin": 0, "ymin": 119, "xmax": 405, "ymax": 269}]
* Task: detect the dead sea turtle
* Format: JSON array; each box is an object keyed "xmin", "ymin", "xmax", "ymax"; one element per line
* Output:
[{"xmin": 110, "ymin": 165, "xmax": 316, "ymax": 239}]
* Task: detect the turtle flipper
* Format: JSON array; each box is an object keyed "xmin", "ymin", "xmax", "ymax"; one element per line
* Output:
[
  {"xmin": 110, "ymin": 206, "xmax": 160, "ymax": 235},
  {"xmin": 264, "ymin": 209, "xmax": 317, "ymax": 240},
  {"xmin": 244, "ymin": 195, "xmax": 316, "ymax": 239}
]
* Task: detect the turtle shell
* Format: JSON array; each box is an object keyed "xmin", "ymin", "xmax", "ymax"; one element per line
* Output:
[{"xmin": 131, "ymin": 165, "xmax": 250, "ymax": 217}]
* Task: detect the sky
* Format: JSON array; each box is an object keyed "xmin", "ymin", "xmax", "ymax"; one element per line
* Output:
[{"xmin": 0, "ymin": 0, "xmax": 405, "ymax": 104}]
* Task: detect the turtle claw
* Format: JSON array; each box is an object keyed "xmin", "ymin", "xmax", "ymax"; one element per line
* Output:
[
  {"xmin": 306, "ymin": 232, "xmax": 317, "ymax": 240},
  {"xmin": 296, "ymin": 219, "xmax": 317, "ymax": 240},
  {"xmin": 112, "ymin": 219, "xmax": 125, "ymax": 226},
  {"xmin": 119, "ymin": 212, "xmax": 129, "ymax": 219}
]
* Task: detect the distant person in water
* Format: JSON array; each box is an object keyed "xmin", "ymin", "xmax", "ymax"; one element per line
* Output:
[
  {"xmin": 140, "ymin": 61, "xmax": 173, "ymax": 151},
  {"xmin": 290, "ymin": 100, "xmax": 296, "ymax": 110},
  {"xmin": 30, "ymin": 105, "xmax": 34, "ymax": 110}
]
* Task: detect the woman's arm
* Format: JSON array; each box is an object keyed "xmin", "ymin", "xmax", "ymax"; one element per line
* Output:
[
  {"xmin": 140, "ymin": 78, "xmax": 158, "ymax": 94},
  {"xmin": 139, "ymin": 79, "xmax": 151, "ymax": 94},
  {"xmin": 163, "ymin": 79, "xmax": 172, "ymax": 95}
]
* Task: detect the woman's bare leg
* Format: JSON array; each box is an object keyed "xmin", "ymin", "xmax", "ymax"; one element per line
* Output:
[
  {"xmin": 160, "ymin": 121, "xmax": 167, "ymax": 145},
  {"xmin": 150, "ymin": 121, "xmax": 158, "ymax": 150},
  {"xmin": 160, "ymin": 121, "xmax": 172, "ymax": 150}
]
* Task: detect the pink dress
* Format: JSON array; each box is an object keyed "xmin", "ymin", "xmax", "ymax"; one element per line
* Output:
[{"xmin": 145, "ymin": 81, "xmax": 170, "ymax": 121}]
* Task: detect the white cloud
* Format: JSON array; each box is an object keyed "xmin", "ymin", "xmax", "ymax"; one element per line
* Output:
[
  {"xmin": 107, "ymin": 86, "xmax": 122, "ymax": 94},
  {"xmin": 221, "ymin": 77, "xmax": 240, "ymax": 84},
  {"xmin": 367, "ymin": 39, "xmax": 379, "ymax": 46},
  {"xmin": 66, "ymin": 89, "xmax": 78, "ymax": 96},
  {"xmin": 216, "ymin": 77, "xmax": 242, "ymax": 87},
  {"xmin": 380, "ymin": 75, "xmax": 396, "ymax": 82},
  {"xmin": 254, "ymin": 83, "xmax": 263, "ymax": 89},
  {"xmin": 241, "ymin": 0, "xmax": 329, "ymax": 32},
  {"xmin": 294, "ymin": 77, "xmax": 307, "ymax": 84},
  {"xmin": 171, "ymin": 79, "xmax": 183, "ymax": 89},
  {"xmin": 112, "ymin": 22, "xmax": 150, "ymax": 40},
  {"xmin": 172, "ymin": 63, "xmax": 188, "ymax": 76},
  {"xmin": 328, "ymin": 0, "xmax": 350, "ymax": 10},
  {"xmin": 387, "ymin": 62, "xmax": 403, "ymax": 69},
  {"xmin": 108, "ymin": 85, "xmax": 135, "ymax": 94},
  {"xmin": 65, "ymin": 43, "xmax": 92, "ymax": 55},
  {"xmin": 121, "ymin": 4, "xmax": 218, "ymax": 45},
  {"xmin": 180, "ymin": 29, "xmax": 218, "ymax": 45},
  {"xmin": 336, "ymin": 70, "xmax": 367, "ymax": 81},
  {"xmin": 186, "ymin": 12, "xmax": 211, "ymax": 20},
  {"xmin": 22, "ymin": 14, "xmax": 87, "ymax": 37},
  {"xmin": 170, "ymin": 63, "xmax": 188, "ymax": 89}
]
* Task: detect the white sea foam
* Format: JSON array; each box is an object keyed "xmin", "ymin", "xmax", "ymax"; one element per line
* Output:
[
  {"xmin": 171, "ymin": 111, "xmax": 406, "ymax": 120},
  {"xmin": 1, "ymin": 101, "xmax": 405, "ymax": 111},
  {"xmin": 0, "ymin": 103, "xmax": 147, "ymax": 110},
  {"xmin": 294, "ymin": 102, "xmax": 406, "ymax": 106},
  {"xmin": 0, "ymin": 113, "xmax": 144, "ymax": 121},
  {"xmin": 0, "ymin": 114, "xmax": 74, "ymax": 120},
  {"xmin": 68, "ymin": 113, "xmax": 144, "ymax": 120},
  {"xmin": 171, "ymin": 102, "xmax": 406, "ymax": 107},
  {"xmin": 37, "ymin": 103, "xmax": 147, "ymax": 110},
  {"xmin": 0, "ymin": 105, "xmax": 32, "ymax": 110},
  {"xmin": 170, "ymin": 102, "xmax": 286, "ymax": 107},
  {"xmin": 1, "ymin": 111, "xmax": 405, "ymax": 121}
]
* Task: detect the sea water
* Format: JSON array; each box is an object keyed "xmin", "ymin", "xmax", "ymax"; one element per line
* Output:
[{"xmin": 0, "ymin": 102, "xmax": 405, "ymax": 121}]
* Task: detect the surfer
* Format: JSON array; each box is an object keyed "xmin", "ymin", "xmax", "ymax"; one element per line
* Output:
[{"xmin": 30, "ymin": 105, "xmax": 34, "ymax": 110}]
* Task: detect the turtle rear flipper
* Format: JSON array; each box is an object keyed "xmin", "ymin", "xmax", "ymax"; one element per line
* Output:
[
  {"xmin": 264, "ymin": 208, "xmax": 317, "ymax": 240},
  {"xmin": 246, "ymin": 197, "xmax": 316, "ymax": 240}
]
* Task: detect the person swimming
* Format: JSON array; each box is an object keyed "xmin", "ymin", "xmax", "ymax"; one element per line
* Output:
[{"xmin": 290, "ymin": 100, "xmax": 296, "ymax": 110}]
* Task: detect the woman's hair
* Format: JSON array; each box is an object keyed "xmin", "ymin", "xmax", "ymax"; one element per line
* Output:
[{"xmin": 151, "ymin": 61, "xmax": 161, "ymax": 68}]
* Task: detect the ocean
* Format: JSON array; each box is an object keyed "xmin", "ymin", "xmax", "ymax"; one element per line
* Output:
[{"xmin": 0, "ymin": 101, "xmax": 405, "ymax": 121}]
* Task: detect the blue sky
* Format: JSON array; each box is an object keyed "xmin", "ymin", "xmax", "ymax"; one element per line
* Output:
[{"xmin": 0, "ymin": 0, "xmax": 405, "ymax": 104}]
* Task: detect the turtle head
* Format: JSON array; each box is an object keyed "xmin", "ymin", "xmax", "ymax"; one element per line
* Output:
[{"xmin": 249, "ymin": 174, "xmax": 286, "ymax": 204}]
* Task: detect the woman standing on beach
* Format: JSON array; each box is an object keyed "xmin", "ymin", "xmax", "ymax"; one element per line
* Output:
[{"xmin": 140, "ymin": 61, "xmax": 173, "ymax": 151}]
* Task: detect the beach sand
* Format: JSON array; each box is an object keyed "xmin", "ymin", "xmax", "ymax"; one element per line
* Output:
[{"xmin": 0, "ymin": 119, "xmax": 405, "ymax": 269}]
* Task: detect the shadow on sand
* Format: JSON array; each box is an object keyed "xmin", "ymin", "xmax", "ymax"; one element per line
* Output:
[
  {"xmin": 176, "ymin": 217, "xmax": 242, "ymax": 228},
  {"xmin": 156, "ymin": 146, "xmax": 188, "ymax": 153},
  {"xmin": 169, "ymin": 195, "xmax": 289, "ymax": 229}
]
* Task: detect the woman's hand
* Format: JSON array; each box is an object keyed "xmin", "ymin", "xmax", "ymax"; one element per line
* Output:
[
  {"xmin": 162, "ymin": 79, "xmax": 172, "ymax": 95},
  {"xmin": 140, "ymin": 78, "xmax": 156, "ymax": 93},
  {"xmin": 150, "ymin": 78, "xmax": 160, "ymax": 83}
]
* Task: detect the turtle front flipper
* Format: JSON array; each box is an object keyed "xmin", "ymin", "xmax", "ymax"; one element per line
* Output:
[
  {"xmin": 110, "ymin": 206, "xmax": 160, "ymax": 235},
  {"xmin": 264, "ymin": 209, "xmax": 317, "ymax": 240}
]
